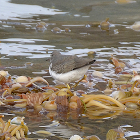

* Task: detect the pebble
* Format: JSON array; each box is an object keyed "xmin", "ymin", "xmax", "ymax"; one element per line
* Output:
[{"xmin": 92, "ymin": 71, "xmax": 103, "ymax": 78}]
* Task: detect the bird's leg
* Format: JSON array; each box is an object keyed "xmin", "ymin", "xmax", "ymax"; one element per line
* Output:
[
  {"xmin": 66, "ymin": 83, "xmax": 71, "ymax": 89},
  {"xmin": 72, "ymin": 75, "xmax": 87, "ymax": 88}
]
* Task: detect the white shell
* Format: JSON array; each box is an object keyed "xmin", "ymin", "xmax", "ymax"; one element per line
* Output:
[
  {"xmin": 111, "ymin": 91, "xmax": 126, "ymax": 100},
  {"xmin": 12, "ymin": 83, "xmax": 22, "ymax": 89},
  {"xmin": 11, "ymin": 117, "xmax": 25, "ymax": 124},
  {"xmin": 69, "ymin": 135, "xmax": 82, "ymax": 140},
  {"xmin": 15, "ymin": 76, "xmax": 28, "ymax": 83},
  {"xmin": 0, "ymin": 70, "xmax": 8, "ymax": 76}
]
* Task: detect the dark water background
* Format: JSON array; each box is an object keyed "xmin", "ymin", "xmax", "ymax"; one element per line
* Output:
[{"xmin": 1, "ymin": 0, "xmax": 140, "ymax": 139}]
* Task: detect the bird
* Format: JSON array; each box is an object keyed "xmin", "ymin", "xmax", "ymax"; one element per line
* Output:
[{"xmin": 49, "ymin": 50, "xmax": 96, "ymax": 88}]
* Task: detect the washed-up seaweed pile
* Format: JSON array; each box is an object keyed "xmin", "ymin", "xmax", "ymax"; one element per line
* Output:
[
  {"xmin": 0, "ymin": 115, "xmax": 28, "ymax": 140},
  {"xmin": 0, "ymin": 115, "xmax": 127, "ymax": 140},
  {"xmin": 0, "ymin": 56, "xmax": 140, "ymax": 139}
]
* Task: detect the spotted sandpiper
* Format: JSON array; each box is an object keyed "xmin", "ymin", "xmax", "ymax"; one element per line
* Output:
[{"xmin": 49, "ymin": 50, "xmax": 96, "ymax": 87}]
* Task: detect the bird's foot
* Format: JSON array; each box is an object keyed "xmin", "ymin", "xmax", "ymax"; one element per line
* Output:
[
  {"xmin": 66, "ymin": 83, "xmax": 71, "ymax": 89},
  {"xmin": 72, "ymin": 75, "xmax": 87, "ymax": 88}
]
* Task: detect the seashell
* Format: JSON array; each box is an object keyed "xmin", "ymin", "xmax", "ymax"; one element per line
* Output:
[
  {"xmin": 69, "ymin": 135, "xmax": 82, "ymax": 140},
  {"xmin": 125, "ymin": 102, "xmax": 138, "ymax": 109},
  {"xmin": 42, "ymin": 100, "xmax": 57, "ymax": 111},
  {"xmin": 111, "ymin": 91, "xmax": 126, "ymax": 100},
  {"xmin": 0, "ymin": 70, "xmax": 8, "ymax": 77},
  {"xmin": 69, "ymin": 95, "xmax": 82, "ymax": 110},
  {"xmin": 69, "ymin": 102, "xmax": 78, "ymax": 109},
  {"xmin": 22, "ymin": 92, "xmax": 44, "ymax": 106},
  {"xmin": 11, "ymin": 117, "xmax": 25, "ymax": 124},
  {"xmin": 12, "ymin": 83, "xmax": 22, "ymax": 89},
  {"xmin": 10, "ymin": 83, "xmax": 29, "ymax": 94},
  {"xmin": 15, "ymin": 76, "xmax": 28, "ymax": 83},
  {"xmin": 58, "ymin": 91, "xmax": 67, "ymax": 96},
  {"xmin": 70, "ymin": 95, "xmax": 80, "ymax": 102},
  {"xmin": 14, "ymin": 102, "xmax": 27, "ymax": 108}
]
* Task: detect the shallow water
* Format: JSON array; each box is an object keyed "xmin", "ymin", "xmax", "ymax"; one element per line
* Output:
[{"xmin": 1, "ymin": 0, "xmax": 140, "ymax": 139}]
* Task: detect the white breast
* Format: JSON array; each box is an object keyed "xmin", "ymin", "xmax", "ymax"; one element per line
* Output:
[{"xmin": 49, "ymin": 64, "xmax": 90, "ymax": 83}]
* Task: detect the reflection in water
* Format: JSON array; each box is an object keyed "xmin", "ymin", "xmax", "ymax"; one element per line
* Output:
[
  {"xmin": 0, "ymin": 39, "xmax": 54, "ymax": 58},
  {"xmin": 0, "ymin": 0, "xmax": 67, "ymax": 20}
]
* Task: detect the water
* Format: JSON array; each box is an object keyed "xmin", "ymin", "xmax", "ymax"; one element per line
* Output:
[{"xmin": 1, "ymin": 0, "xmax": 140, "ymax": 139}]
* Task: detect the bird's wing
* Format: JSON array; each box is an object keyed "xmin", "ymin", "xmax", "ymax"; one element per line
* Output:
[
  {"xmin": 73, "ymin": 56, "xmax": 95, "ymax": 70},
  {"xmin": 51, "ymin": 54, "xmax": 95, "ymax": 73},
  {"xmin": 51, "ymin": 55, "xmax": 75, "ymax": 73}
]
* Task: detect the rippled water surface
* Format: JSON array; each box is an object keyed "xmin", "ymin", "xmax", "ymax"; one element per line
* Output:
[{"xmin": 1, "ymin": 0, "xmax": 140, "ymax": 139}]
